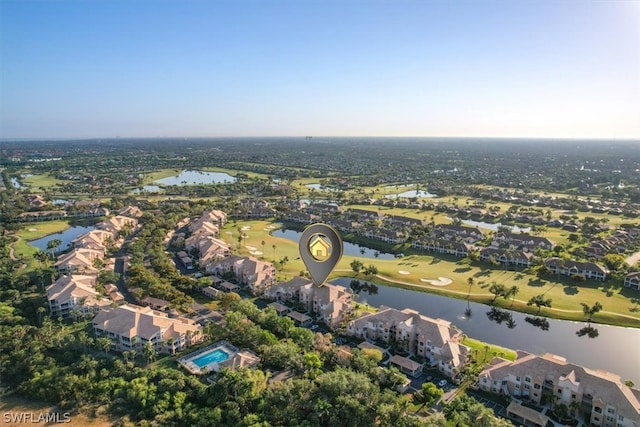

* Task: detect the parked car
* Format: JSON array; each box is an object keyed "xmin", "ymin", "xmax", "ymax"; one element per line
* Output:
[{"xmin": 438, "ymin": 379, "xmax": 447, "ymax": 387}]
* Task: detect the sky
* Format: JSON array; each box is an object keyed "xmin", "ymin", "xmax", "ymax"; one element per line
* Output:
[{"xmin": 0, "ymin": 0, "xmax": 639, "ymax": 140}]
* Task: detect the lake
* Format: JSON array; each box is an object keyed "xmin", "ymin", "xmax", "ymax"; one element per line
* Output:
[
  {"xmin": 29, "ymin": 225, "xmax": 96, "ymax": 253},
  {"xmin": 272, "ymin": 228, "xmax": 397, "ymax": 260},
  {"xmin": 154, "ymin": 170, "xmax": 237, "ymax": 186},
  {"xmin": 385, "ymin": 189, "xmax": 437, "ymax": 198},
  {"xmin": 331, "ymin": 278, "xmax": 640, "ymax": 384},
  {"xmin": 131, "ymin": 185, "xmax": 163, "ymax": 193},
  {"xmin": 306, "ymin": 183, "xmax": 338, "ymax": 192},
  {"xmin": 10, "ymin": 177, "xmax": 22, "ymax": 189}
]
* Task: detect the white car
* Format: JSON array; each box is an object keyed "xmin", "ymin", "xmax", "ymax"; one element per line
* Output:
[{"xmin": 438, "ymin": 380, "xmax": 447, "ymax": 387}]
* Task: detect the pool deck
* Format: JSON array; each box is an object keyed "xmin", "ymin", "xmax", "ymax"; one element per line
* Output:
[{"xmin": 178, "ymin": 340, "xmax": 239, "ymax": 374}]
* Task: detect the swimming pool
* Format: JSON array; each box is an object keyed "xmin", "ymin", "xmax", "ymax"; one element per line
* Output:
[{"xmin": 192, "ymin": 348, "xmax": 230, "ymax": 368}]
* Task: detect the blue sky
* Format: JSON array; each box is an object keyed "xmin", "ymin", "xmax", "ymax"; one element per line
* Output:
[{"xmin": 1, "ymin": 0, "xmax": 638, "ymax": 139}]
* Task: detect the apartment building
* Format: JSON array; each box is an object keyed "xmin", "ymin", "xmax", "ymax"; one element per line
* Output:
[
  {"xmin": 478, "ymin": 351, "xmax": 640, "ymax": 426},
  {"xmin": 93, "ymin": 304, "xmax": 203, "ymax": 355}
]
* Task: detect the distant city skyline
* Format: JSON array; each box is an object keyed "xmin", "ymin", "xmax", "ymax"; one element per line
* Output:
[{"xmin": 1, "ymin": 0, "xmax": 638, "ymax": 140}]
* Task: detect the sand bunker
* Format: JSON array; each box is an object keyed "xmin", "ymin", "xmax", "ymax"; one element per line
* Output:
[
  {"xmin": 245, "ymin": 245, "xmax": 257, "ymax": 251},
  {"xmin": 28, "ymin": 228, "xmax": 37, "ymax": 231},
  {"xmin": 420, "ymin": 277, "xmax": 453, "ymax": 286},
  {"xmin": 241, "ymin": 226, "xmax": 251, "ymax": 231},
  {"xmin": 398, "ymin": 270, "xmax": 411, "ymax": 275},
  {"xmin": 249, "ymin": 251, "xmax": 263, "ymax": 256}
]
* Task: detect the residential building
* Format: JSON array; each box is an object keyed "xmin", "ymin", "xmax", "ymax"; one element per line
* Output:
[
  {"xmin": 116, "ymin": 205, "xmax": 143, "ymax": 218},
  {"xmin": 208, "ymin": 256, "xmax": 276, "ymax": 295},
  {"xmin": 54, "ymin": 248, "xmax": 103, "ymax": 274},
  {"xmin": 480, "ymin": 248, "xmax": 534, "ymax": 267},
  {"xmin": 478, "ymin": 351, "xmax": 640, "ymax": 426},
  {"xmin": 97, "ymin": 215, "xmax": 138, "ymax": 237},
  {"xmin": 93, "ymin": 304, "xmax": 203, "ymax": 355},
  {"xmin": 492, "ymin": 232, "xmax": 554, "ymax": 252},
  {"xmin": 266, "ymin": 277, "xmax": 353, "ymax": 328},
  {"xmin": 432, "ymin": 224, "xmax": 485, "ymax": 243},
  {"xmin": 190, "ymin": 237, "xmax": 231, "ymax": 268},
  {"xmin": 545, "ymin": 257, "xmax": 608, "ymax": 281},
  {"xmin": 347, "ymin": 306, "xmax": 469, "ymax": 376},
  {"xmin": 624, "ymin": 272, "xmax": 640, "ymax": 291},
  {"xmin": 412, "ymin": 239, "xmax": 471, "ymax": 258},
  {"xmin": 72, "ymin": 229, "xmax": 113, "ymax": 252},
  {"xmin": 47, "ymin": 274, "xmax": 110, "ymax": 318}
]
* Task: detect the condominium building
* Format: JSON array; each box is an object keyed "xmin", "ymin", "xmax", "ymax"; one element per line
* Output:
[
  {"xmin": 93, "ymin": 304, "xmax": 203, "ymax": 355},
  {"xmin": 478, "ymin": 351, "xmax": 640, "ymax": 426}
]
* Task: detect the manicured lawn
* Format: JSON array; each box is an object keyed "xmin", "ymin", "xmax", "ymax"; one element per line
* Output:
[
  {"xmin": 16, "ymin": 220, "xmax": 72, "ymax": 241},
  {"xmin": 226, "ymin": 219, "xmax": 640, "ymax": 327},
  {"xmin": 462, "ymin": 337, "xmax": 517, "ymax": 362}
]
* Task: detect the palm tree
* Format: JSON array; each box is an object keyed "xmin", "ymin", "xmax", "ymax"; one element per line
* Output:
[
  {"xmin": 466, "ymin": 277, "xmax": 474, "ymax": 299},
  {"xmin": 509, "ymin": 285, "xmax": 519, "ymax": 306},
  {"xmin": 96, "ymin": 337, "xmax": 112, "ymax": 356},
  {"xmin": 272, "ymin": 244, "xmax": 276, "ymax": 261},
  {"xmin": 261, "ymin": 240, "xmax": 266, "ymax": 259},
  {"xmin": 46, "ymin": 238, "xmax": 62, "ymax": 257},
  {"xmin": 143, "ymin": 341, "xmax": 156, "ymax": 365}
]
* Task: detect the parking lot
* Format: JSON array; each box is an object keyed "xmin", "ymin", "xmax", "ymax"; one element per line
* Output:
[
  {"xmin": 467, "ymin": 392, "xmax": 507, "ymax": 417},
  {"xmin": 408, "ymin": 372, "xmax": 456, "ymax": 394}
]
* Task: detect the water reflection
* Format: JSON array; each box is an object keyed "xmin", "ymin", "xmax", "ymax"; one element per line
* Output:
[
  {"xmin": 155, "ymin": 170, "xmax": 237, "ymax": 186},
  {"xmin": 29, "ymin": 225, "xmax": 96, "ymax": 253},
  {"xmin": 331, "ymin": 277, "xmax": 640, "ymax": 383}
]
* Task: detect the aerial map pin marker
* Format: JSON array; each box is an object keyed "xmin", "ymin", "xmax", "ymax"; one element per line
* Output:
[{"xmin": 299, "ymin": 223, "xmax": 343, "ymax": 287}]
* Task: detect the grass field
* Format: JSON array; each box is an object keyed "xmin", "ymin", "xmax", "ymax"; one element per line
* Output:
[
  {"xmin": 226, "ymin": 219, "xmax": 640, "ymax": 327},
  {"xmin": 462, "ymin": 337, "xmax": 517, "ymax": 363},
  {"xmin": 11, "ymin": 221, "xmax": 73, "ymax": 272},
  {"xmin": 16, "ymin": 221, "xmax": 72, "ymax": 241}
]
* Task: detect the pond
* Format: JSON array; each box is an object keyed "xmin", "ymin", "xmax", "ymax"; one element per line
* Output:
[
  {"xmin": 52, "ymin": 199, "xmax": 68, "ymax": 205},
  {"xmin": 385, "ymin": 189, "xmax": 437, "ymax": 198},
  {"xmin": 331, "ymin": 278, "xmax": 640, "ymax": 384},
  {"xmin": 455, "ymin": 218, "xmax": 531, "ymax": 233},
  {"xmin": 306, "ymin": 183, "xmax": 338, "ymax": 192},
  {"xmin": 29, "ymin": 225, "xmax": 97, "ymax": 253},
  {"xmin": 272, "ymin": 228, "xmax": 397, "ymax": 260},
  {"xmin": 10, "ymin": 177, "xmax": 23, "ymax": 189},
  {"xmin": 154, "ymin": 170, "xmax": 237, "ymax": 186},
  {"xmin": 131, "ymin": 185, "xmax": 164, "ymax": 194}
]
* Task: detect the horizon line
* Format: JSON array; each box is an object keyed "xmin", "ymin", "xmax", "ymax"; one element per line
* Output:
[{"xmin": 1, "ymin": 135, "xmax": 639, "ymax": 142}]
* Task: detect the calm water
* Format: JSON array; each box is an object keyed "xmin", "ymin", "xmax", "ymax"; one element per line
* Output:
[
  {"xmin": 29, "ymin": 225, "xmax": 96, "ymax": 253},
  {"xmin": 272, "ymin": 228, "xmax": 397, "ymax": 260},
  {"xmin": 306, "ymin": 183, "xmax": 338, "ymax": 192},
  {"xmin": 155, "ymin": 170, "xmax": 237, "ymax": 186},
  {"xmin": 52, "ymin": 199, "xmax": 68, "ymax": 205},
  {"xmin": 385, "ymin": 189, "xmax": 437, "ymax": 198},
  {"xmin": 457, "ymin": 218, "xmax": 532, "ymax": 233},
  {"xmin": 10, "ymin": 177, "xmax": 22, "ymax": 189},
  {"xmin": 332, "ymin": 278, "xmax": 640, "ymax": 384},
  {"xmin": 131, "ymin": 185, "xmax": 163, "ymax": 193}
]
